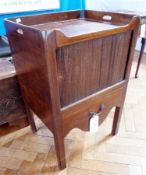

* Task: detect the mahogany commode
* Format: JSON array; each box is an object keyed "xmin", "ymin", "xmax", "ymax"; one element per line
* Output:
[{"xmin": 5, "ymin": 10, "xmax": 140, "ymax": 169}]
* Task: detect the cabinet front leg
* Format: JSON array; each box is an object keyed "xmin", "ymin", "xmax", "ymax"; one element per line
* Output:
[{"xmin": 54, "ymin": 132, "xmax": 66, "ymax": 170}]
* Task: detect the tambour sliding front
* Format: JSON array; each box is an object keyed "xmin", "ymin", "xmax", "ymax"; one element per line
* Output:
[{"xmin": 5, "ymin": 10, "xmax": 140, "ymax": 169}]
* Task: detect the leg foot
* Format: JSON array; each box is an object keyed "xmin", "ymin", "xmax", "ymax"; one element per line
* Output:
[
  {"xmin": 26, "ymin": 105, "xmax": 37, "ymax": 133},
  {"xmin": 59, "ymin": 159, "xmax": 66, "ymax": 170},
  {"xmin": 54, "ymin": 133, "xmax": 66, "ymax": 170}
]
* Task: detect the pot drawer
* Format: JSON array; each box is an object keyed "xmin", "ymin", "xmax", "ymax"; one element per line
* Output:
[{"xmin": 62, "ymin": 84, "xmax": 126, "ymax": 136}]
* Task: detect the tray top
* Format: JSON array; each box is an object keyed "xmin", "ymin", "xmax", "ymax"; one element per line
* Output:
[
  {"xmin": 5, "ymin": 10, "xmax": 139, "ymax": 46},
  {"xmin": 31, "ymin": 19, "xmax": 121, "ymax": 37}
]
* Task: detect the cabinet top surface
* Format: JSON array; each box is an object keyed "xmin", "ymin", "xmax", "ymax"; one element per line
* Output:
[{"xmin": 31, "ymin": 19, "xmax": 120, "ymax": 36}]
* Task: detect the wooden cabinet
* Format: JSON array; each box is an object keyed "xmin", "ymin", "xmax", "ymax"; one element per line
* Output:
[{"xmin": 5, "ymin": 10, "xmax": 140, "ymax": 169}]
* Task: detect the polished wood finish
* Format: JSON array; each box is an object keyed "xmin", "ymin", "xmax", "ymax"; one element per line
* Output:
[{"xmin": 5, "ymin": 10, "xmax": 140, "ymax": 169}]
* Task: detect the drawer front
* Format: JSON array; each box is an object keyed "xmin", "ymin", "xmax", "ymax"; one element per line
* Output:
[{"xmin": 62, "ymin": 84, "xmax": 126, "ymax": 136}]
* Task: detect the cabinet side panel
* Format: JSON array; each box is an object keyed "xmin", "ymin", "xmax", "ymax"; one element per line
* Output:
[
  {"xmin": 6, "ymin": 24, "xmax": 53, "ymax": 129},
  {"xmin": 57, "ymin": 31, "xmax": 132, "ymax": 107}
]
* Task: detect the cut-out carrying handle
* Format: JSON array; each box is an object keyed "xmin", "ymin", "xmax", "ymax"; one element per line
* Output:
[
  {"xmin": 102, "ymin": 15, "xmax": 112, "ymax": 21},
  {"xmin": 16, "ymin": 28, "xmax": 24, "ymax": 35}
]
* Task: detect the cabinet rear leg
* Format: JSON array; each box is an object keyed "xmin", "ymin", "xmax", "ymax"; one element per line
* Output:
[
  {"xmin": 54, "ymin": 133, "xmax": 66, "ymax": 170},
  {"xmin": 26, "ymin": 105, "xmax": 37, "ymax": 133},
  {"xmin": 111, "ymin": 106, "xmax": 123, "ymax": 136}
]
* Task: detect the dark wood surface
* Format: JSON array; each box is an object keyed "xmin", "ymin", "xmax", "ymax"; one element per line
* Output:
[
  {"xmin": 0, "ymin": 58, "xmax": 29, "ymax": 133},
  {"xmin": 0, "ymin": 76, "xmax": 25, "ymax": 124},
  {"xmin": 5, "ymin": 10, "xmax": 140, "ymax": 169}
]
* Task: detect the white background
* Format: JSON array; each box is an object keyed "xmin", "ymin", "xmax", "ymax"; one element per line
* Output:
[
  {"xmin": 86, "ymin": 0, "xmax": 146, "ymax": 52},
  {"xmin": 86, "ymin": 0, "xmax": 146, "ymax": 12},
  {"xmin": 0, "ymin": 0, "xmax": 60, "ymax": 14}
]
